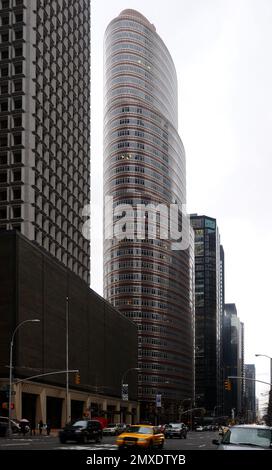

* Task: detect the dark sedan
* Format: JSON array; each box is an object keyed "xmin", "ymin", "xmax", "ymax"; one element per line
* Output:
[
  {"xmin": 59, "ymin": 419, "xmax": 102, "ymax": 444},
  {"xmin": 164, "ymin": 423, "xmax": 187, "ymax": 439}
]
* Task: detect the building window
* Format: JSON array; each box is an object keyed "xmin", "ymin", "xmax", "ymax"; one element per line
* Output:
[
  {"xmin": 0, "ymin": 66, "xmax": 9, "ymax": 77},
  {"xmin": 13, "ymin": 80, "xmax": 22, "ymax": 92},
  {"xmin": 0, "ymin": 171, "xmax": 7, "ymax": 182},
  {"xmin": 13, "ymin": 115, "xmax": 22, "ymax": 128},
  {"xmin": 0, "ymin": 188, "xmax": 7, "ymax": 201},
  {"xmin": 0, "ymin": 207, "xmax": 7, "ymax": 219},
  {"xmin": 12, "ymin": 187, "xmax": 21, "ymax": 200},
  {"xmin": 15, "ymin": 13, "xmax": 23, "ymax": 23},
  {"xmin": 0, "ymin": 83, "xmax": 8, "ymax": 94},
  {"xmin": 0, "ymin": 119, "xmax": 8, "ymax": 129},
  {"xmin": 15, "ymin": 29, "xmax": 23, "ymax": 40},
  {"xmin": 13, "ymin": 133, "xmax": 22, "ymax": 146},
  {"xmin": 0, "ymin": 153, "xmax": 7, "ymax": 165},
  {"xmin": 14, "ymin": 46, "xmax": 23, "ymax": 57},
  {"xmin": 1, "ymin": 33, "xmax": 9, "ymax": 43},
  {"xmin": 13, "ymin": 169, "xmax": 21, "ymax": 181},
  {"xmin": 13, "ymin": 97, "xmax": 22, "ymax": 109},
  {"xmin": 14, "ymin": 63, "xmax": 22, "ymax": 75},
  {"xmin": 12, "ymin": 150, "xmax": 21, "ymax": 163},
  {"xmin": 0, "ymin": 101, "xmax": 8, "ymax": 112},
  {"xmin": 0, "ymin": 135, "xmax": 8, "ymax": 147},
  {"xmin": 1, "ymin": 0, "xmax": 10, "ymax": 8},
  {"xmin": 1, "ymin": 49, "xmax": 9, "ymax": 60},
  {"xmin": 1, "ymin": 16, "xmax": 9, "ymax": 26},
  {"xmin": 12, "ymin": 206, "xmax": 21, "ymax": 218}
]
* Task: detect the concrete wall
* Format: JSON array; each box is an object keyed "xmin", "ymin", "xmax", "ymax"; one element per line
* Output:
[{"xmin": 0, "ymin": 231, "xmax": 138, "ymax": 403}]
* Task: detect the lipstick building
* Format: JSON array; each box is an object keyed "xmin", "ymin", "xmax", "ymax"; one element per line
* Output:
[{"xmin": 104, "ymin": 10, "xmax": 194, "ymax": 420}]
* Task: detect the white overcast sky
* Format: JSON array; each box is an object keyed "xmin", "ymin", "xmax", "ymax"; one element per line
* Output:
[{"xmin": 90, "ymin": 0, "xmax": 272, "ymax": 406}]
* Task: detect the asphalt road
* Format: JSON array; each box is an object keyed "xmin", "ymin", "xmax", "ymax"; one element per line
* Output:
[{"xmin": 0, "ymin": 431, "xmax": 218, "ymax": 450}]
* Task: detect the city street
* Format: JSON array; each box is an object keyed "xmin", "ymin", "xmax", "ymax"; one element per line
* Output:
[{"xmin": 0, "ymin": 431, "xmax": 218, "ymax": 450}]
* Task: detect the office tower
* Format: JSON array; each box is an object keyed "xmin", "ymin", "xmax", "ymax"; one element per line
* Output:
[
  {"xmin": 223, "ymin": 303, "xmax": 244, "ymax": 417},
  {"xmin": 190, "ymin": 214, "xmax": 223, "ymax": 414},
  {"xmin": 218, "ymin": 245, "xmax": 225, "ymax": 412},
  {"xmin": 244, "ymin": 364, "xmax": 256, "ymax": 423},
  {"xmin": 0, "ymin": 0, "xmax": 90, "ymax": 283},
  {"xmin": 104, "ymin": 9, "xmax": 194, "ymax": 420}
]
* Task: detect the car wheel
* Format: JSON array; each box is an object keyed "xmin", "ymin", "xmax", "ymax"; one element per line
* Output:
[
  {"xmin": 59, "ymin": 438, "xmax": 66, "ymax": 444},
  {"xmin": 82, "ymin": 434, "xmax": 88, "ymax": 444},
  {"xmin": 95, "ymin": 436, "xmax": 101, "ymax": 443},
  {"xmin": 158, "ymin": 442, "xmax": 164, "ymax": 449}
]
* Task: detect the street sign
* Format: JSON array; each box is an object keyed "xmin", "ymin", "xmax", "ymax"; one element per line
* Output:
[
  {"xmin": 122, "ymin": 383, "xmax": 128, "ymax": 401},
  {"xmin": 156, "ymin": 394, "xmax": 162, "ymax": 408}
]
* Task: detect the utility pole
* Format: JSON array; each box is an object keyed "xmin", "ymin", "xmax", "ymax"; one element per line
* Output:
[{"xmin": 66, "ymin": 296, "xmax": 70, "ymax": 424}]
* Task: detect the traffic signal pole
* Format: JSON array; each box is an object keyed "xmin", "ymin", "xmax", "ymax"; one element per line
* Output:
[{"xmin": 228, "ymin": 376, "xmax": 272, "ymax": 387}]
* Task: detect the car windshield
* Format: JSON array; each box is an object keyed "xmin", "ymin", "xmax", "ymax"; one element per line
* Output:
[
  {"xmin": 107, "ymin": 424, "xmax": 116, "ymax": 428},
  {"xmin": 170, "ymin": 424, "xmax": 181, "ymax": 429},
  {"xmin": 222, "ymin": 427, "xmax": 272, "ymax": 448},
  {"xmin": 72, "ymin": 420, "xmax": 87, "ymax": 428},
  {"xmin": 126, "ymin": 426, "xmax": 152, "ymax": 435}
]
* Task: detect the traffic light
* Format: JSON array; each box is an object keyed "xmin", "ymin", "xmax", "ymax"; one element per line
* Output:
[
  {"xmin": 224, "ymin": 379, "xmax": 231, "ymax": 391},
  {"xmin": 75, "ymin": 372, "xmax": 80, "ymax": 385}
]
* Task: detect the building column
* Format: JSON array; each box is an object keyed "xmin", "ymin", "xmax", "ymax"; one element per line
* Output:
[
  {"xmin": 127, "ymin": 404, "xmax": 132, "ymax": 424},
  {"xmin": 36, "ymin": 389, "xmax": 46, "ymax": 425},
  {"xmin": 136, "ymin": 403, "xmax": 140, "ymax": 423},
  {"xmin": 85, "ymin": 397, "xmax": 91, "ymax": 418},
  {"xmin": 115, "ymin": 402, "xmax": 121, "ymax": 424},
  {"xmin": 61, "ymin": 392, "xmax": 71, "ymax": 427},
  {"xmin": 102, "ymin": 399, "xmax": 107, "ymax": 419}
]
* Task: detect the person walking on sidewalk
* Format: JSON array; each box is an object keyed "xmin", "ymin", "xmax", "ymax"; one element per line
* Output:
[
  {"xmin": 46, "ymin": 420, "xmax": 51, "ymax": 436},
  {"xmin": 38, "ymin": 419, "xmax": 43, "ymax": 435},
  {"xmin": 30, "ymin": 420, "xmax": 36, "ymax": 436}
]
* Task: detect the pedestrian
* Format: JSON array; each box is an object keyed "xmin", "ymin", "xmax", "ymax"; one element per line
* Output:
[
  {"xmin": 38, "ymin": 419, "xmax": 43, "ymax": 435},
  {"xmin": 20, "ymin": 421, "xmax": 27, "ymax": 436},
  {"xmin": 46, "ymin": 420, "xmax": 51, "ymax": 436},
  {"xmin": 30, "ymin": 420, "xmax": 36, "ymax": 436}
]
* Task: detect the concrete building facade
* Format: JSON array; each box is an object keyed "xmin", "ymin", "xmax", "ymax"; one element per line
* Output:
[
  {"xmin": 0, "ymin": 0, "xmax": 90, "ymax": 283},
  {"xmin": 0, "ymin": 231, "xmax": 138, "ymax": 427}
]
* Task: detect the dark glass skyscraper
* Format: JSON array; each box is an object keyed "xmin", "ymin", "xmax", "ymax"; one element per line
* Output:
[
  {"xmin": 104, "ymin": 9, "xmax": 194, "ymax": 420},
  {"xmin": 223, "ymin": 303, "xmax": 244, "ymax": 418},
  {"xmin": 0, "ymin": 0, "xmax": 90, "ymax": 282},
  {"xmin": 244, "ymin": 364, "xmax": 256, "ymax": 422},
  {"xmin": 190, "ymin": 214, "xmax": 223, "ymax": 414}
]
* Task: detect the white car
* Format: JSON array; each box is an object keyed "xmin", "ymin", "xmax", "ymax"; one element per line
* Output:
[
  {"xmin": 103, "ymin": 423, "xmax": 120, "ymax": 436},
  {"xmin": 213, "ymin": 424, "xmax": 272, "ymax": 450},
  {"xmin": 196, "ymin": 425, "xmax": 204, "ymax": 432}
]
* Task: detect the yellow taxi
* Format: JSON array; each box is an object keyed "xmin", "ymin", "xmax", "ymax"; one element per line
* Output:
[{"xmin": 116, "ymin": 424, "xmax": 165, "ymax": 449}]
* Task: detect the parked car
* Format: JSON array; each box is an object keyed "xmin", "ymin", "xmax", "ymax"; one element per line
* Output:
[
  {"xmin": 213, "ymin": 424, "xmax": 272, "ymax": 450},
  {"xmin": 59, "ymin": 419, "xmax": 103, "ymax": 444},
  {"xmin": 195, "ymin": 425, "xmax": 204, "ymax": 432},
  {"xmin": 0, "ymin": 416, "xmax": 21, "ymax": 436},
  {"xmin": 116, "ymin": 425, "xmax": 164, "ymax": 449},
  {"xmin": 103, "ymin": 423, "xmax": 126, "ymax": 436},
  {"xmin": 164, "ymin": 423, "xmax": 187, "ymax": 439}
]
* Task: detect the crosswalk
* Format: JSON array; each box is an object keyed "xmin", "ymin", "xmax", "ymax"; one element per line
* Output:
[{"xmin": 56, "ymin": 443, "xmax": 118, "ymax": 450}]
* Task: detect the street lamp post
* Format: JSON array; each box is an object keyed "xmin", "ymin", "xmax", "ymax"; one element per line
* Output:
[
  {"xmin": 8, "ymin": 319, "xmax": 40, "ymax": 437},
  {"xmin": 255, "ymin": 354, "xmax": 272, "ymax": 389},
  {"xmin": 213, "ymin": 405, "xmax": 222, "ymax": 418}
]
